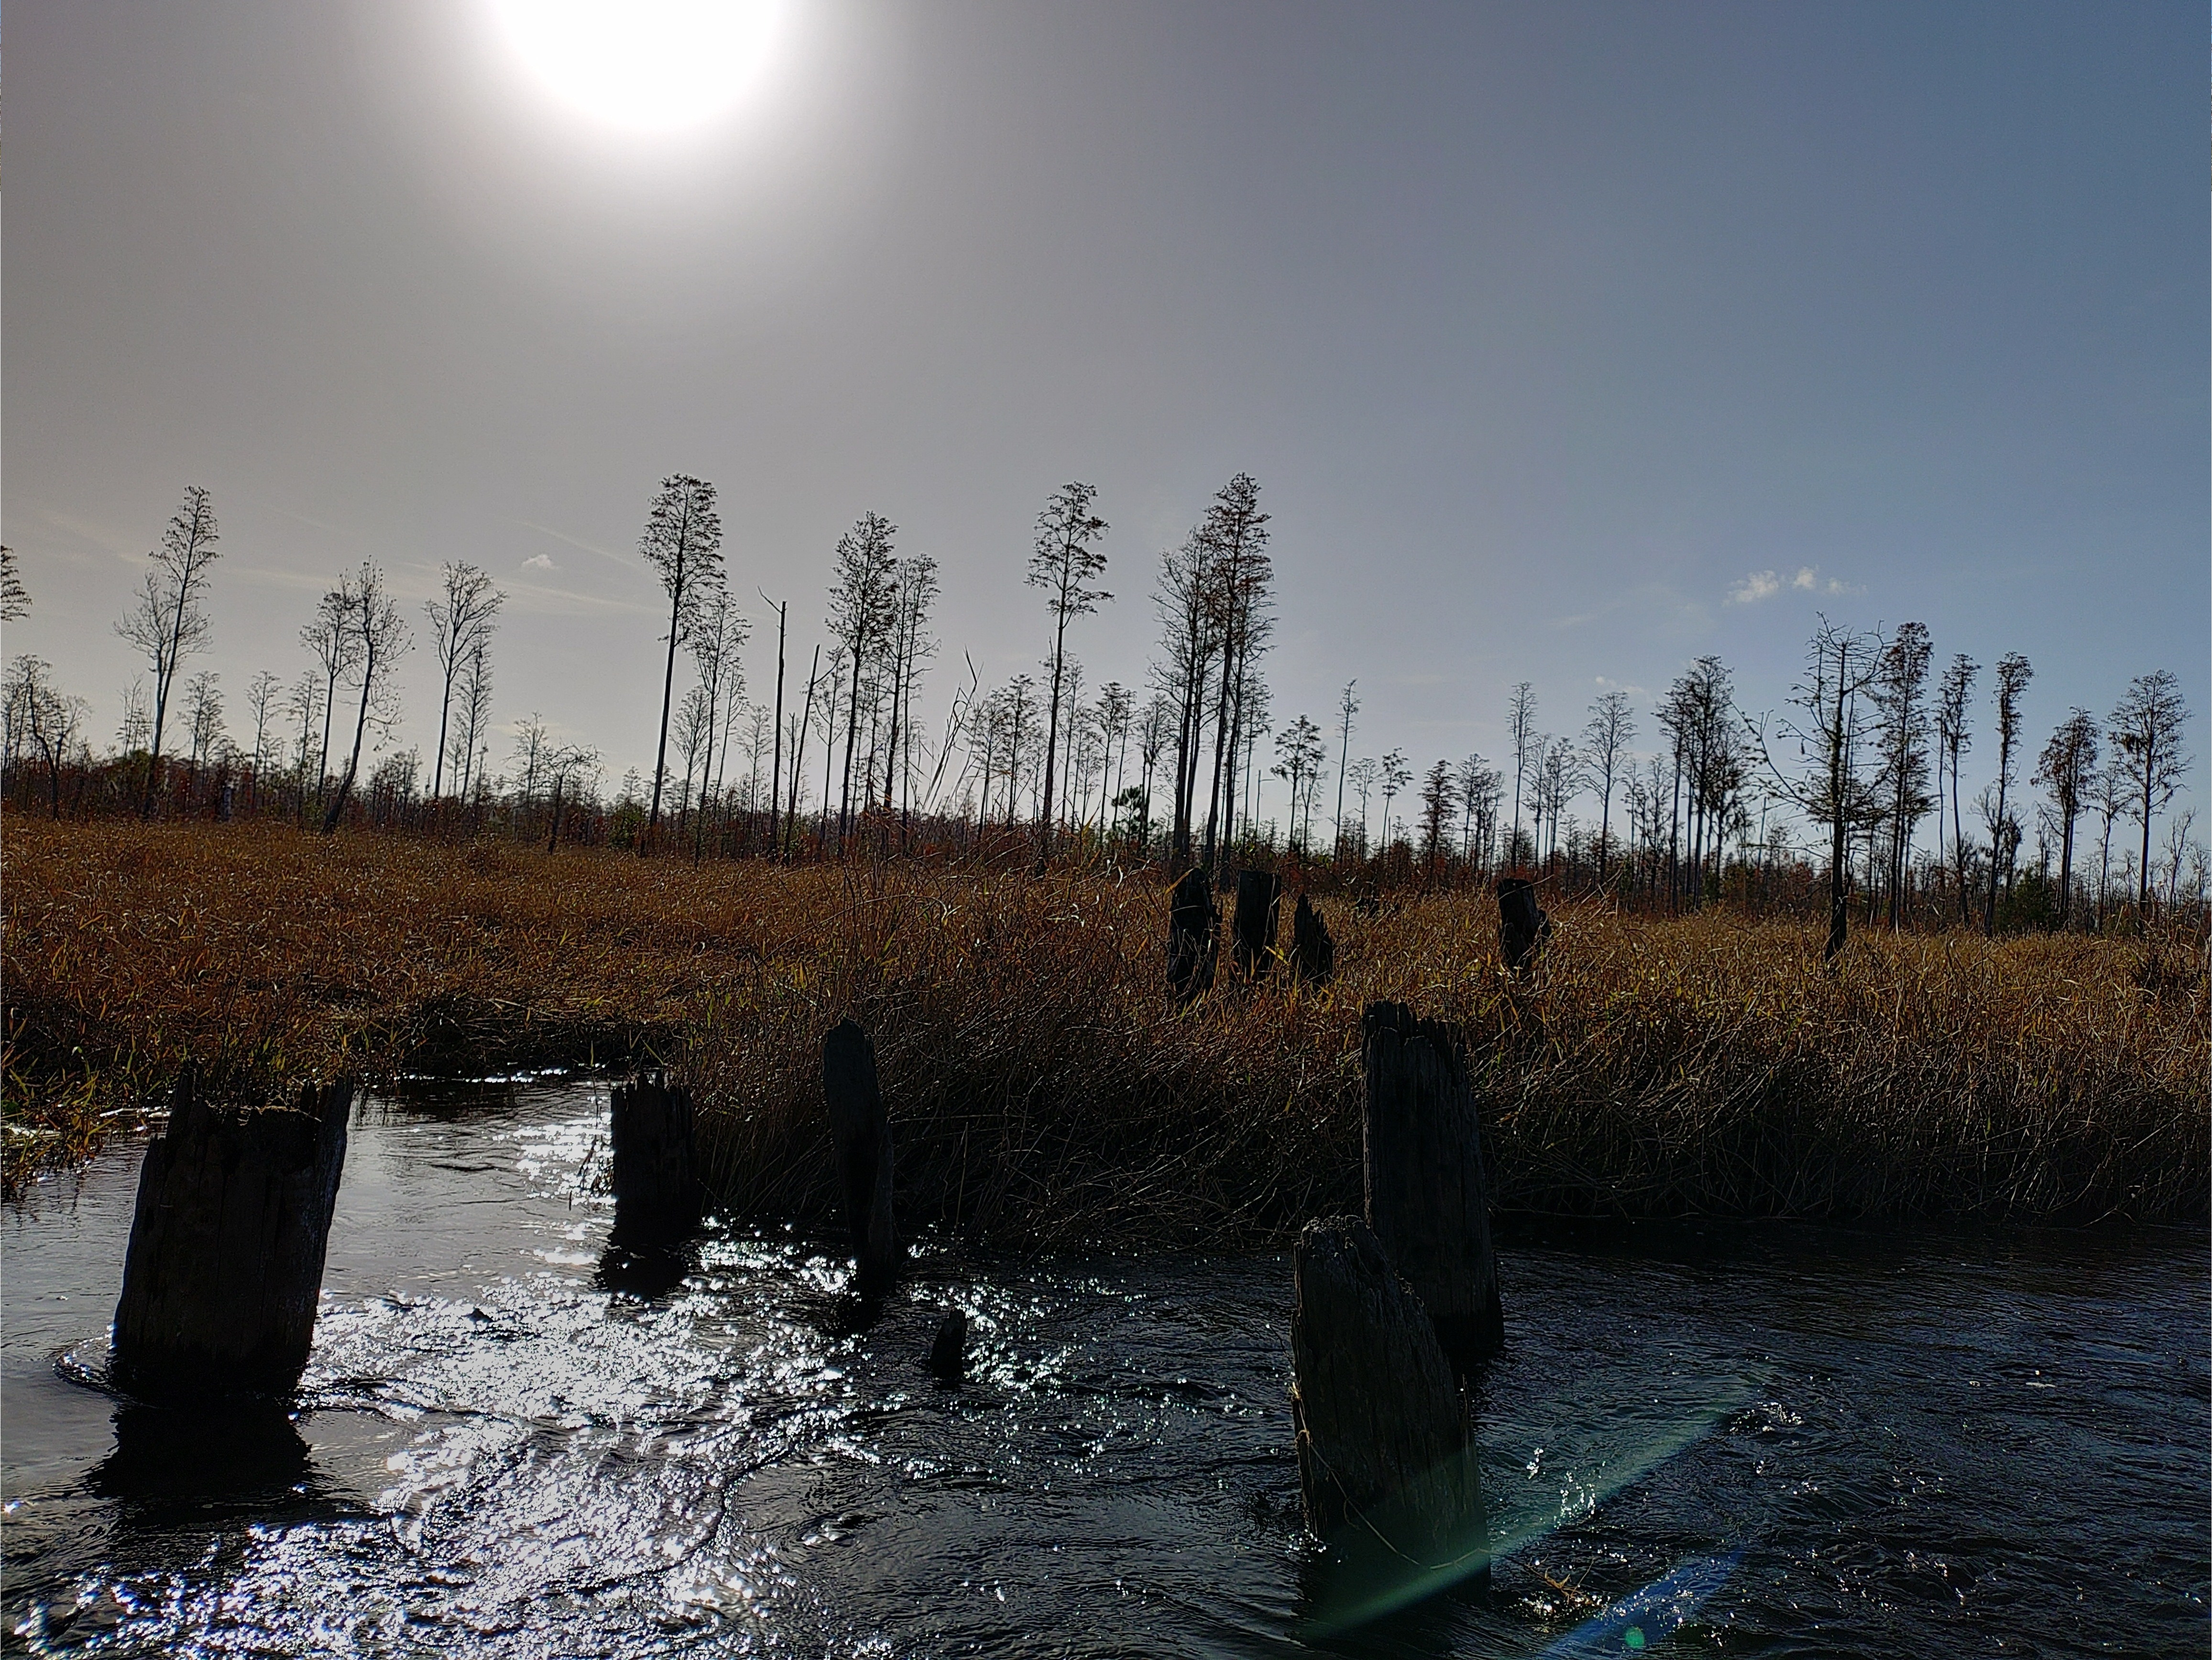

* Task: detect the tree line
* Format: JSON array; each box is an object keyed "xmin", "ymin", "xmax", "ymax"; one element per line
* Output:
[{"xmin": 0, "ymin": 482, "xmax": 2201, "ymax": 940}]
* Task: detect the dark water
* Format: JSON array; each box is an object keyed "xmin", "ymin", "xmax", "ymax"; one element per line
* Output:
[{"xmin": 3, "ymin": 1082, "xmax": 2205, "ymax": 1658}]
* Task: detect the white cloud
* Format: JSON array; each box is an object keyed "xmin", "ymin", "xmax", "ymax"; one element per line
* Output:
[
  {"xmin": 1730, "ymin": 564, "xmax": 1861, "ymax": 604},
  {"xmin": 1727, "ymin": 569, "xmax": 1781, "ymax": 604},
  {"xmin": 521, "ymin": 552, "xmax": 557, "ymax": 572}
]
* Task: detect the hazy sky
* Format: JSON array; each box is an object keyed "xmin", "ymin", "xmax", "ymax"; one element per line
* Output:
[{"xmin": 7, "ymin": 1, "xmax": 2205, "ymax": 841}]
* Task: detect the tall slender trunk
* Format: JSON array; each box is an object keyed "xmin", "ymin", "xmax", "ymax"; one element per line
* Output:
[
  {"xmin": 646, "ymin": 580, "xmax": 683, "ymax": 853},
  {"xmin": 766, "ymin": 603, "xmax": 787, "ymax": 859}
]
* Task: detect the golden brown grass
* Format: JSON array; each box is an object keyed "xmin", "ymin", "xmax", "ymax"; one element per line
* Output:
[{"xmin": 5, "ymin": 818, "xmax": 2204, "ymax": 1234}]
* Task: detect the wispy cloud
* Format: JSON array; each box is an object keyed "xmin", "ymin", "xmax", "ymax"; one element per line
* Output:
[
  {"xmin": 1728, "ymin": 565, "xmax": 1862, "ymax": 604},
  {"xmin": 521, "ymin": 552, "xmax": 557, "ymax": 572},
  {"xmin": 1727, "ymin": 569, "xmax": 1782, "ymax": 604},
  {"xmin": 521, "ymin": 520, "xmax": 629, "ymax": 568}
]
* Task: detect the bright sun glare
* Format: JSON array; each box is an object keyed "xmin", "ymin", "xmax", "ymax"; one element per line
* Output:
[{"xmin": 490, "ymin": 0, "xmax": 781, "ymax": 134}]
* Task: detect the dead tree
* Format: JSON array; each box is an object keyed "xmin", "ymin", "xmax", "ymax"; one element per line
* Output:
[
  {"xmin": 610, "ymin": 1073, "xmax": 701, "ymax": 1246},
  {"xmin": 1361, "ymin": 1003, "xmax": 1504, "ymax": 1374},
  {"xmin": 1290, "ymin": 1215, "xmax": 1488, "ymax": 1577},
  {"xmin": 822, "ymin": 1018, "xmax": 898, "ymax": 1298},
  {"xmin": 1166, "ymin": 865, "xmax": 1218, "ymax": 1005},
  {"xmin": 112, "ymin": 1077, "xmax": 351, "ymax": 1403},
  {"xmin": 1289, "ymin": 892, "xmax": 1335, "ymax": 985},
  {"xmin": 1496, "ymin": 877, "xmax": 1550, "ymax": 974},
  {"xmin": 1232, "ymin": 868, "xmax": 1283, "ymax": 977}
]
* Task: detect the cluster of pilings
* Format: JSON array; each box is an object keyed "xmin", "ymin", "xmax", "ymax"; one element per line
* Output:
[
  {"xmin": 1291, "ymin": 1001, "xmax": 1504, "ymax": 1588},
  {"xmin": 107, "ymin": 873, "xmax": 1533, "ymax": 1594}
]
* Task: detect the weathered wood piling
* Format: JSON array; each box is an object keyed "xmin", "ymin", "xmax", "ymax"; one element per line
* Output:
[
  {"xmin": 1289, "ymin": 892, "xmax": 1335, "ymax": 985},
  {"xmin": 1291, "ymin": 1215, "xmax": 1488, "ymax": 1576},
  {"xmin": 929, "ymin": 1309, "xmax": 969, "ymax": 1384},
  {"xmin": 1166, "ymin": 866, "xmax": 1218, "ymax": 1005},
  {"xmin": 1232, "ymin": 869, "xmax": 1284, "ymax": 978},
  {"xmin": 609, "ymin": 1073, "xmax": 701, "ymax": 1246},
  {"xmin": 822, "ymin": 1018, "xmax": 898, "ymax": 1299},
  {"xmin": 1361, "ymin": 1001, "xmax": 1504, "ymax": 1375},
  {"xmin": 1497, "ymin": 876, "xmax": 1551, "ymax": 973},
  {"xmin": 111, "ymin": 1076, "xmax": 351, "ymax": 1403}
]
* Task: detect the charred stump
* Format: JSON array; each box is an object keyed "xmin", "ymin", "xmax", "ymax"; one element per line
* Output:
[
  {"xmin": 1361, "ymin": 1002, "xmax": 1504, "ymax": 1374},
  {"xmin": 1289, "ymin": 893, "xmax": 1336, "ymax": 985},
  {"xmin": 1291, "ymin": 1215, "xmax": 1488, "ymax": 1578},
  {"xmin": 610, "ymin": 1073, "xmax": 701, "ymax": 1247},
  {"xmin": 822, "ymin": 1018, "xmax": 898, "ymax": 1299},
  {"xmin": 1167, "ymin": 866, "xmax": 1218, "ymax": 1006},
  {"xmin": 111, "ymin": 1077, "xmax": 351, "ymax": 1404},
  {"xmin": 1232, "ymin": 869, "xmax": 1284, "ymax": 978},
  {"xmin": 1497, "ymin": 877, "xmax": 1551, "ymax": 974}
]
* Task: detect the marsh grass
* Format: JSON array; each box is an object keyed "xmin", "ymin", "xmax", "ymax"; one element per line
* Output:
[{"xmin": 5, "ymin": 819, "xmax": 2203, "ymax": 1233}]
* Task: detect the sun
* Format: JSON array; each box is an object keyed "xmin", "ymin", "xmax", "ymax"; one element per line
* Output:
[{"xmin": 489, "ymin": 0, "xmax": 783, "ymax": 135}]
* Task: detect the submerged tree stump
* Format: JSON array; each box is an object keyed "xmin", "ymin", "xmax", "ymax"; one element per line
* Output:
[
  {"xmin": 1361, "ymin": 1002, "xmax": 1504, "ymax": 1373},
  {"xmin": 1291, "ymin": 1215, "xmax": 1488, "ymax": 1574},
  {"xmin": 1497, "ymin": 877, "xmax": 1551, "ymax": 974},
  {"xmin": 1232, "ymin": 869, "xmax": 1284, "ymax": 978},
  {"xmin": 111, "ymin": 1077, "xmax": 351, "ymax": 1404},
  {"xmin": 1289, "ymin": 893, "xmax": 1335, "ymax": 985},
  {"xmin": 1166, "ymin": 866, "xmax": 1218, "ymax": 1006},
  {"xmin": 822, "ymin": 1018, "xmax": 898, "ymax": 1299},
  {"xmin": 610, "ymin": 1073, "xmax": 701, "ymax": 1247}
]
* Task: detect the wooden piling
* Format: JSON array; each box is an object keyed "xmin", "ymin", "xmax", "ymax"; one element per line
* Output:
[
  {"xmin": 822, "ymin": 1018, "xmax": 898, "ymax": 1298},
  {"xmin": 1361, "ymin": 1002, "xmax": 1504, "ymax": 1374},
  {"xmin": 1232, "ymin": 869, "xmax": 1284, "ymax": 978},
  {"xmin": 111, "ymin": 1076, "xmax": 351, "ymax": 1404},
  {"xmin": 1289, "ymin": 892, "xmax": 1335, "ymax": 985},
  {"xmin": 610, "ymin": 1073, "xmax": 701, "ymax": 1246},
  {"xmin": 1166, "ymin": 866, "xmax": 1218, "ymax": 1006},
  {"xmin": 928, "ymin": 1309, "xmax": 969, "ymax": 1384},
  {"xmin": 1291, "ymin": 1215, "xmax": 1488, "ymax": 1575},
  {"xmin": 1496, "ymin": 876, "xmax": 1551, "ymax": 974}
]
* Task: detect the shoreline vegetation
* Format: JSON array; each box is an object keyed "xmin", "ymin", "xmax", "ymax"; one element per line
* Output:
[{"xmin": 3, "ymin": 818, "xmax": 2205, "ymax": 1230}]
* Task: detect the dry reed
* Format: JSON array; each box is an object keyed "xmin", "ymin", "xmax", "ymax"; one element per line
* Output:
[{"xmin": 5, "ymin": 819, "xmax": 2203, "ymax": 1234}]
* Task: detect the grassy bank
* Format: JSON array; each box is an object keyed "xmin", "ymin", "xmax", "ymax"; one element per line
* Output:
[{"xmin": 4, "ymin": 819, "xmax": 2204, "ymax": 1233}]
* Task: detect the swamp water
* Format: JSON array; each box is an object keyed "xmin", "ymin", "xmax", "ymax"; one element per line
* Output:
[{"xmin": 3, "ymin": 1080, "xmax": 2205, "ymax": 1658}]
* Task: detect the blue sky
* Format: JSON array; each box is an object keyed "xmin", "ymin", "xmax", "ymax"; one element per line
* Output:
[{"xmin": 6, "ymin": 1, "xmax": 2203, "ymax": 847}]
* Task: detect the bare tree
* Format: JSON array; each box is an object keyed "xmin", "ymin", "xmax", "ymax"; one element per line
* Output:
[
  {"xmin": 302, "ymin": 585, "xmax": 362, "ymax": 807},
  {"xmin": 826, "ymin": 512, "xmax": 898, "ymax": 849},
  {"xmin": 687, "ymin": 587, "xmax": 749, "ymax": 857},
  {"xmin": 1271, "ymin": 713, "xmax": 1326, "ymax": 853},
  {"xmin": 1935, "ymin": 653, "xmax": 1978, "ymax": 925},
  {"xmin": 1346, "ymin": 756, "xmax": 1379, "ymax": 857},
  {"xmin": 5, "ymin": 657, "xmax": 86, "ymax": 818},
  {"xmin": 1582, "ymin": 689, "xmax": 1635, "ymax": 884},
  {"xmin": 1752, "ymin": 617, "xmax": 1886, "ymax": 963},
  {"xmin": 2034, "ymin": 710, "xmax": 2099, "ymax": 927},
  {"xmin": 1869, "ymin": 623, "xmax": 1935, "ymax": 927},
  {"xmin": 0, "ymin": 546, "xmax": 28, "ymax": 621},
  {"xmin": 182, "ymin": 671, "xmax": 225, "ymax": 771},
  {"xmin": 320, "ymin": 561, "xmax": 411, "ymax": 834},
  {"xmin": 1506, "ymin": 681, "xmax": 1536, "ymax": 862},
  {"xmin": 1332, "ymin": 679, "xmax": 1359, "ymax": 858},
  {"xmin": 449, "ymin": 636, "xmax": 493, "ymax": 803},
  {"xmin": 638, "ymin": 475, "xmax": 725, "ymax": 852},
  {"xmin": 2108, "ymin": 669, "xmax": 2191, "ymax": 909},
  {"xmin": 1028, "ymin": 482, "xmax": 1110, "ymax": 863},
  {"xmin": 114, "ymin": 485, "xmax": 220, "ymax": 817},
  {"xmin": 1195, "ymin": 475, "xmax": 1272, "ymax": 871},
  {"xmin": 425, "ymin": 562, "xmax": 503, "ymax": 798},
  {"xmin": 1379, "ymin": 748, "xmax": 1412, "ymax": 854},
  {"xmin": 243, "ymin": 670, "xmax": 281, "ymax": 801},
  {"xmin": 1982, "ymin": 652, "xmax": 2032, "ymax": 932}
]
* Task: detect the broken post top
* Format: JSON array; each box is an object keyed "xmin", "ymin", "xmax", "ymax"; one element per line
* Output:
[{"xmin": 1359, "ymin": 1000, "xmax": 1503, "ymax": 1371}]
